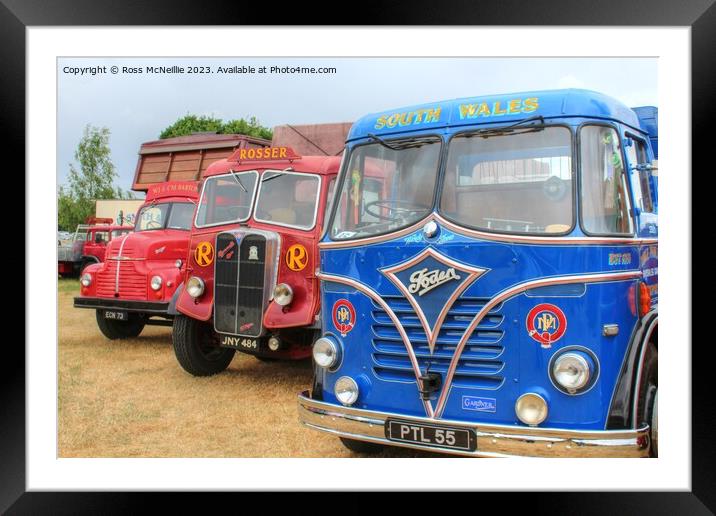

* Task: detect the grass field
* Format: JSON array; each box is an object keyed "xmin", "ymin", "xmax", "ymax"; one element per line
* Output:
[{"xmin": 58, "ymin": 278, "xmax": 440, "ymax": 458}]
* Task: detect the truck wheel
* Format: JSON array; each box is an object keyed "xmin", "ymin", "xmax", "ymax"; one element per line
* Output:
[
  {"xmin": 95, "ymin": 310, "xmax": 146, "ymax": 340},
  {"xmin": 172, "ymin": 314, "xmax": 235, "ymax": 376},
  {"xmin": 339, "ymin": 437, "xmax": 385, "ymax": 455}
]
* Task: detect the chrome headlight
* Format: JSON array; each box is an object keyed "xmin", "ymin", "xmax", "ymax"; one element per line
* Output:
[
  {"xmin": 552, "ymin": 352, "xmax": 591, "ymax": 393},
  {"xmin": 80, "ymin": 273, "xmax": 92, "ymax": 287},
  {"xmin": 273, "ymin": 283, "xmax": 293, "ymax": 306},
  {"xmin": 186, "ymin": 276, "xmax": 205, "ymax": 298},
  {"xmin": 312, "ymin": 336, "xmax": 341, "ymax": 369},
  {"xmin": 515, "ymin": 393, "xmax": 548, "ymax": 426},
  {"xmin": 150, "ymin": 275, "xmax": 163, "ymax": 291},
  {"xmin": 334, "ymin": 376, "xmax": 359, "ymax": 406},
  {"xmin": 175, "ymin": 259, "xmax": 183, "ymax": 269}
]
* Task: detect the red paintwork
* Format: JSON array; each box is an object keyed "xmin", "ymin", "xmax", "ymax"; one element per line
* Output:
[
  {"xmin": 77, "ymin": 181, "xmax": 199, "ymax": 306},
  {"xmin": 176, "ymin": 154, "xmax": 341, "ymax": 335}
]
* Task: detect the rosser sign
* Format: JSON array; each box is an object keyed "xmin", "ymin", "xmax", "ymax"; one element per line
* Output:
[{"xmin": 230, "ymin": 146, "xmax": 301, "ymax": 162}]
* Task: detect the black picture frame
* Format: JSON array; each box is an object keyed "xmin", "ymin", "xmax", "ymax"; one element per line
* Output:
[{"xmin": 7, "ymin": 0, "xmax": 706, "ymax": 511}]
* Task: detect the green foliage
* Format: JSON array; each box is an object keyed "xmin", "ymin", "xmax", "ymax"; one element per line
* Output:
[
  {"xmin": 58, "ymin": 125, "xmax": 127, "ymax": 231},
  {"xmin": 159, "ymin": 114, "xmax": 272, "ymax": 140}
]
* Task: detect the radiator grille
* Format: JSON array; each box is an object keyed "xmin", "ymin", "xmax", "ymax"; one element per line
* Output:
[
  {"xmin": 371, "ymin": 296, "xmax": 505, "ymax": 389},
  {"xmin": 96, "ymin": 260, "xmax": 147, "ymax": 299},
  {"xmin": 214, "ymin": 232, "xmax": 267, "ymax": 337}
]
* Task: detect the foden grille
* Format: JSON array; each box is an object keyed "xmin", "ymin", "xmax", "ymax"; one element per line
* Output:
[{"xmin": 371, "ymin": 296, "xmax": 505, "ymax": 389}]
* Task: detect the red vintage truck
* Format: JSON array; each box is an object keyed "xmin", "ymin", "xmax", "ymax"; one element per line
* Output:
[
  {"xmin": 74, "ymin": 181, "xmax": 200, "ymax": 338},
  {"xmin": 172, "ymin": 146, "xmax": 341, "ymax": 376},
  {"xmin": 58, "ymin": 218, "xmax": 133, "ymax": 276}
]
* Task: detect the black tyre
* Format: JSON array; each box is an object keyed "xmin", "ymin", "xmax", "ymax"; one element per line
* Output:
[
  {"xmin": 172, "ymin": 314, "xmax": 235, "ymax": 376},
  {"xmin": 95, "ymin": 310, "xmax": 146, "ymax": 340},
  {"xmin": 339, "ymin": 437, "xmax": 385, "ymax": 455}
]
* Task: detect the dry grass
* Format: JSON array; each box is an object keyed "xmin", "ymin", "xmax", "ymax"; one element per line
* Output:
[{"xmin": 58, "ymin": 279, "xmax": 440, "ymax": 458}]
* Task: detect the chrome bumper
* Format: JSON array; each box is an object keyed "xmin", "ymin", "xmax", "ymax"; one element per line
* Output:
[{"xmin": 298, "ymin": 391, "xmax": 651, "ymax": 458}]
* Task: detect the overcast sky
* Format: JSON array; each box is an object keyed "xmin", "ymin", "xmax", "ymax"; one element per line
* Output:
[{"xmin": 57, "ymin": 57, "xmax": 657, "ymax": 195}]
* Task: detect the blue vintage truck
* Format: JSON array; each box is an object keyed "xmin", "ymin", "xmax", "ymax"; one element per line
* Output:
[{"xmin": 298, "ymin": 89, "xmax": 658, "ymax": 457}]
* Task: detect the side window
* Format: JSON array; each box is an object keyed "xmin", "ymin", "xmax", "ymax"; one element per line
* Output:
[
  {"xmin": 625, "ymin": 137, "xmax": 654, "ymax": 213},
  {"xmin": 580, "ymin": 125, "xmax": 633, "ymax": 235}
]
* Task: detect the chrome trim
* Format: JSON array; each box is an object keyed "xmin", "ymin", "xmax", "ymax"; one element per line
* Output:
[
  {"xmin": 380, "ymin": 247, "xmax": 488, "ymax": 354},
  {"xmin": 318, "ymin": 212, "xmax": 658, "ymax": 249},
  {"xmin": 193, "ymin": 170, "xmax": 259, "ymax": 229},
  {"xmin": 434, "ymin": 270, "xmax": 643, "ymax": 418},
  {"xmin": 297, "ymin": 391, "xmax": 651, "ymax": 458},
  {"xmin": 632, "ymin": 317, "xmax": 658, "ymax": 428},
  {"xmin": 318, "ymin": 272, "xmax": 434, "ymax": 418},
  {"xmin": 114, "ymin": 233, "xmax": 131, "ymax": 294},
  {"xmin": 252, "ymin": 170, "xmax": 322, "ymax": 231}
]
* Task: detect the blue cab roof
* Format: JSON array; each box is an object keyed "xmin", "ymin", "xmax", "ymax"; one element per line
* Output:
[{"xmin": 347, "ymin": 88, "xmax": 648, "ymax": 142}]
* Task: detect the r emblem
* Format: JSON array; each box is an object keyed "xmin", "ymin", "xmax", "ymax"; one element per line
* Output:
[
  {"xmin": 285, "ymin": 244, "xmax": 308, "ymax": 271},
  {"xmin": 194, "ymin": 241, "xmax": 214, "ymax": 267}
]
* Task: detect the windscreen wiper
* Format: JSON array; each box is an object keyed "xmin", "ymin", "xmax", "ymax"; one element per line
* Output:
[
  {"xmin": 261, "ymin": 167, "xmax": 293, "ymax": 183},
  {"xmin": 228, "ymin": 169, "xmax": 248, "ymax": 192},
  {"xmin": 464, "ymin": 115, "xmax": 546, "ymax": 139},
  {"xmin": 367, "ymin": 134, "xmax": 438, "ymax": 150}
]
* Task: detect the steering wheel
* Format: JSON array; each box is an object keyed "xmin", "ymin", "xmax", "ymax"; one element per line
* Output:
[
  {"xmin": 542, "ymin": 175, "xmax": 567, "ymax": 202},
  {"xmin": 145, "ymin": 220, "xmax": 162, "ymax": 229},
  {"xmin": 364, "ymin": 200, "xmax": 430, "ymax": 222}
]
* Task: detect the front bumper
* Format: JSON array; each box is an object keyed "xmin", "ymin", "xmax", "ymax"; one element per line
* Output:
[
  {"xmin": 74, "ymin": 297, "xmax": 170, "ymax": 314},
  {"xmin": 298, "ymin": 391, "xmax": 651, "ymax": 458}
]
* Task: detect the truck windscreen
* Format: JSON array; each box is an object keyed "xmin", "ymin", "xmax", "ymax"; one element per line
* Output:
[
  {"xmin": 440, "ymin": 127, "xmax": 573, "ymax": 234},
  {"xmin": 330, "ymin": 138, "xmax": 441, "ymax": 240},
  {"xmin": 136, "ymin": 202, "xmax": 195, "ymax": 232},
  {"xmin": 254, "ymin": 171, "xmax": 320, "ymax": 230},
  {"xmin": 194, "ymin": 171, "xmax": 258, "ymax": 228}
]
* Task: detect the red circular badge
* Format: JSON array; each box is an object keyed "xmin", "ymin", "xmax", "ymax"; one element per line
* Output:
[
  {"xmin": 332, "ymin": 299, "xmax": 356, "ymax": 337},
  {"xmin": 526, "ymin": 303, "xmax": 567, "ymax": 348}
]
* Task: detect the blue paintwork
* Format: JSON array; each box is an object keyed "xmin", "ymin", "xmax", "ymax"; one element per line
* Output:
[{"xmin": 317, "ymin": 89, "xmax": 658, "ymax": 432}]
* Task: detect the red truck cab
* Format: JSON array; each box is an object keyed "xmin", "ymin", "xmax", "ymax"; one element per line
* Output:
[
  {"xmin": 74, "ymin": 181, "xmax": 199, "ymax": 339},
  {"xmin": 58, "ymin": 219, "xmax": 132, "ymax": 276},
  {"xmin": 172, "ymin": 147, "xmax": 341, "ymax": 376}
]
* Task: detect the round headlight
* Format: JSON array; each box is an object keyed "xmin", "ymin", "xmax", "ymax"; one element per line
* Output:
[
  {"xmin": 552, "ymin": 352, "xmax": 591, "ymax": 393},
  {"xmin": 313, "ymin": 336, "xmax": 341, "ymax": 369},
  {"xmin": 334, "ymin": 376, "xmax": 359, "ymax": 406},
  {"xmin": 175, "ymin": 259, "xmax": 183, "ymax": 269},
  {"xmin": 80, "ymin": 273, "xmax": 92, "ymax": 287},
  {"xmin": 515, "ymin": 393, "xmax": 548, "ymax": 426},
  {"xmin": 273, "ymin": 283, "xmax": 293, "ymax": 306},
  {"xmin": 186, "ymin": 276, "xmax": 205, "ymax": 298},
  {"xmin": 150, "ymin": 275, "xmax": 163, "ymax": 291}
]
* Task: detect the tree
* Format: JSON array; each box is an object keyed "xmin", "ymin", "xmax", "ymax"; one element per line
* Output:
[
  {"xmin": 58, "ymin": 125, "xmax": 131, "ymax": 231},
  {"xmin": 159, "ymin": 114, "xmax": 272, "ymax": 140}
]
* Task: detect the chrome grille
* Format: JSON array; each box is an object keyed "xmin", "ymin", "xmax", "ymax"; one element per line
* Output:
[{"xmin": 371, "ymin": 296, "xmax": 505, "ymax": 389}]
